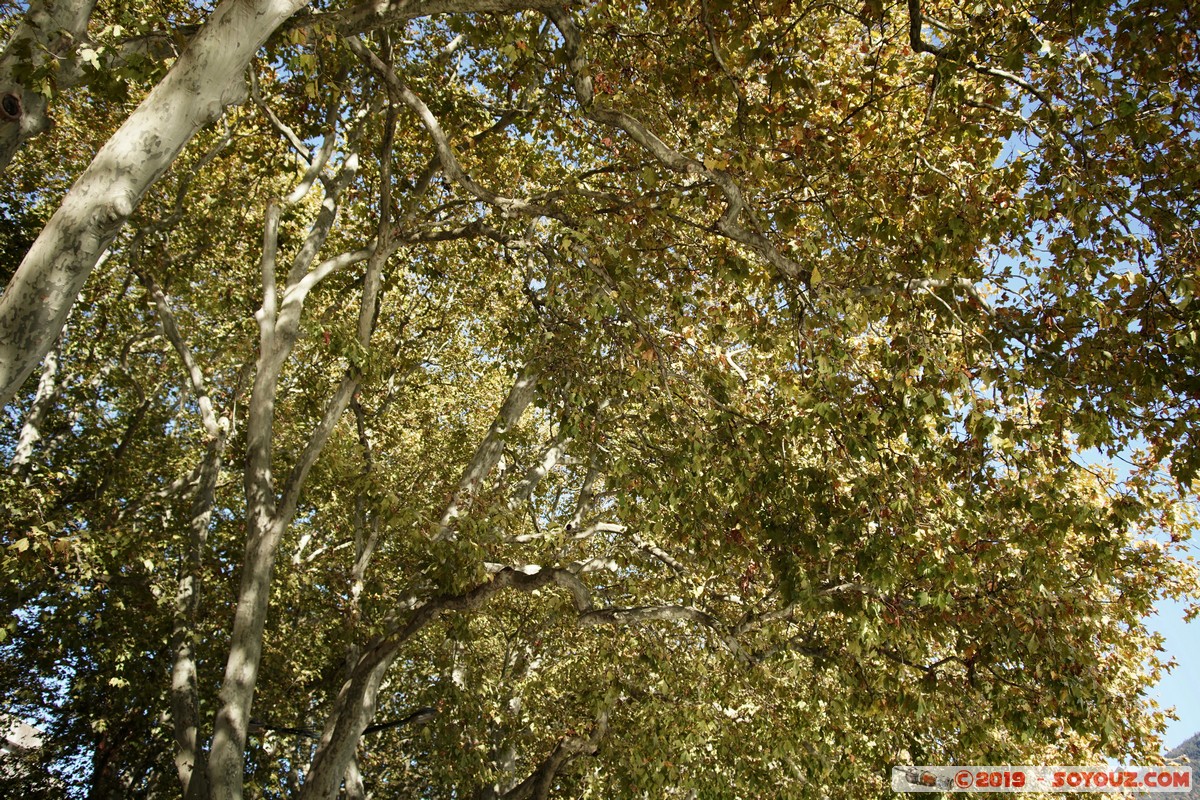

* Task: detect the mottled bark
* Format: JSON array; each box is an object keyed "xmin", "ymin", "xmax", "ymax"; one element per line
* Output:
[
  {"xmin": 206, "ymin": 144, "xmax": 373, "ymax": 799},
  {"xmin": 0, "ymin": 0, "xmax": 98, "ymax": 173},
  {"xmin": 146, "ymin": 276, "xmax": 225, "ymax": 800},
  {"xmin": 9, "ymin": 324, "xmax": 63, "ymax": 473}
]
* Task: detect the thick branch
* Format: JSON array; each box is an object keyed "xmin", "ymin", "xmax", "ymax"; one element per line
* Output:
[
  {"xmin": 0, "ymin": 0, "xmax": 311, "ymax": 409},
  {"xmin": 435, "ymin": 364, "xmax": 540, "ymax": 540},
  {"xmin": 286, "ymin": 153, "xmax": 360, "ymax": 287},
  {"xmin": 209, "ymin": 138, "xmax": 369, "ymax": 800},
  {"xmin": 906, "ymin": 0, "xmax": 946, "ymax": 56},
  {"xmin": 0, "ymin": 0, "xmax": 98, "ymax": 172}
]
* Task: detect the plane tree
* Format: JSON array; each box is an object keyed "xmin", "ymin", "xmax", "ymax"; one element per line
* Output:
[{"xmin": 0, "ymin": 0, "xmax": 1197, "ymax": 797}]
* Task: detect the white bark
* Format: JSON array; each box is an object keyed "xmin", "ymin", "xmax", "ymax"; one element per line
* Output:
[
  {"xmin": 147, "ymin": 276, "xmax": 224, "ymax": 800},
  {"xmin": 207, "ymin": 139, "xmax": 375, "ymax": 799},
  {"xmin": 0, "ymin": 0, "xmax": 98, "ymax": 172},
  {"xmin": 0, "ymin": 0, "xmax": 311, "ymax": 408},
  {"xmin": 508, "ymin": 430, "xmax": 571, "ymax": 510},
  {"xmin": 208, "ymin": 249, "xmax": 361, "ymax": 800},
  {"xmin": 435, "ymin": 365, "xmax": 540, "ymax": 540},
  {"xmin": 9, "ymin": 324, "xmax": 62, "ymax": 473}
]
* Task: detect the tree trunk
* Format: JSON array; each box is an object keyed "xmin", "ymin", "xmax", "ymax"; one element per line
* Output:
[
  {"xmin": 0, "ymin": 0, "xmax": 98, "ymax": 173},
  {"xmin": 206, "ymin": 139, "xmax": 368, "ymax": 797},
  {"xmin": 172, "ymin": 439, "xmax": 222, "ymax": 800},
  {"xmin": 0, "ymin": 0, "xmax": 310, "ymax": 408}
]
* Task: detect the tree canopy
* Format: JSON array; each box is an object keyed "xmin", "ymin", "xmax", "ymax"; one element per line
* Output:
[{"xmin": 0, "ymin": 0, "xmax": 1198, "ymax": 797}]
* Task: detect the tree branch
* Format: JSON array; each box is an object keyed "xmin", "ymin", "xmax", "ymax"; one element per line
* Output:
[
  {"xmin": 580, "ymin": 604, "xmax": 750, "ymax": 663},
  {"xmin": 508, "ymin": 428, "xmax": 572, "ymax": 510},
  {"xmin": 545, "ymin": 8, "xmax": 814, "ymax": 302},
  {"xmin": 477, "ymin": 709, "xmax": 609, "ymax": 800},
  {"xmin": 0, "ymin": 0, "xmax": 98, "ymax": 172},
  {"xmin": 0, "ymin": 0, "xmax": 311, "ymax": 411},
  {"xmin": 145, "ymin": 275, "xmax": 223, "ymax": 439},
  {"xmin": 328, "ymin": 0, "xmax": 577, "ymax": 36},
  {"xmin": 347, "ymin": 36, "xmax": 561, "ymax": 221},
  {"xmin": 435, "ymin": 364, "xmax": 540, "ymax": 541}
]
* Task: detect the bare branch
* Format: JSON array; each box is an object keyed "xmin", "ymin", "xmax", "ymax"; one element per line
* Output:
[
  {"xmin": 630, "ymin": 533, "xmax": 687, "ymax": 573},
  {"xmin": 509, "ymin": 429, "xmax": 572, "ymax": 510},
  {"xmin": 284, "ymin": 245, "xmax": 376, "ymax": 301},
  {"xmin": 286, "ymin": 153, "xmax": 361, "ymax": 287},
  {"xmin": 581, "ymin": 605, "xmax": 749, "ymax": 663},
  {"xmin": 859, "ymin": 276, "xmax": 993, "ymax": 314},
  {"xmin": 327, "ymin": 0, "xmax": 578, "ymax": 36},
  {"xmin": 479, "ymin": 709, "xmax": 609, "ymax": 800},
  {"xmin": 347, "ymin": 37, "xmax": 560, "ymax": 220},
  {"xmin": 0, "ymin": 0, "xmax": 311, "ymax": 410},
  {"xmin": 249, "ymin": 68, "xmax": 311, "ymax": 161}
]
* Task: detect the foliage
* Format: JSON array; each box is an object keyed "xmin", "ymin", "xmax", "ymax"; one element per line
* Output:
[{"xmin": 0, "ymin": 0, "xmax": 1198, "ymax": 797}]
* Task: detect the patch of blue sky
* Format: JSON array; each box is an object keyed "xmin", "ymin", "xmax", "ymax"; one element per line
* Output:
[{"xmin": 981, "ymin": 71, "xmax": 1198, "ymax": 747}]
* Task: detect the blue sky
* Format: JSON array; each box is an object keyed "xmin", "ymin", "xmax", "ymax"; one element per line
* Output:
[
  {"xmin": 1152, "ymin": 591, "xmax": 1200, "ymax": 749},
  {"xmin": 986, "ymin": 129, "xmax": 1198, "ymax": 752}
]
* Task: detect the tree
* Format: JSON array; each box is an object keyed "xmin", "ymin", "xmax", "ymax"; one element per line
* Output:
[{"xmin": 1, "ymin": 0, "xmax": 1198, "ymax": 797}]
